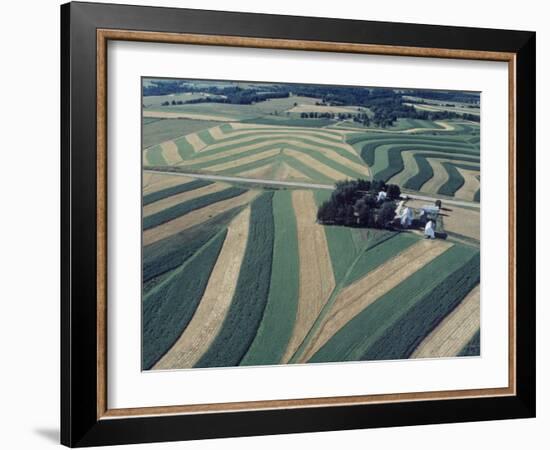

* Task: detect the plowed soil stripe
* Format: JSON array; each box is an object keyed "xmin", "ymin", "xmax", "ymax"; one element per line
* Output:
[
  {"xmin": 281, "ymin": 190, "xmax": 336, "ymax": 363},
  {"xmin": 143, "ymin": 190, "xmax": 258, "ymax": 246},
  {"xmin": 153, "ymin": 208, "xmax": 251, "ymax": 369},
  {"xmin": 298, "ymin": 239, "xmax": 453, "ymax": 363},
  {"xmin": 185, "ymin": 133, "xmax": 207, "ymax": 152},
  {"xmin": 411, "ymin": 285, "xmax": 480, "ymax": 358}
]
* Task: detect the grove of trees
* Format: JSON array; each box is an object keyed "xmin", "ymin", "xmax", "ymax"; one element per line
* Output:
[{"xmin": 317, "ymin": 179, "xmax": 401, "ymax": 229}]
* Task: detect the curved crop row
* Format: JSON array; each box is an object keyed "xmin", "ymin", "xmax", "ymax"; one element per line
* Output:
[
  {"xmin": 402, "ymin": 154, "xmax": 479, "ymax": 191},
  {"xmin": 195, "ymin": 192, "xmax": 275, "ymax": 368},
  {"xmin": 143, "ymin": 186, "xmax": 247, "ymax": 230},
  {"xmin": 142, "ymin": 230, "xmax": 227, "ymax": 370},
  {"xmin": 438, "ymin": 162, "xmax": 481, "ymax": 197}
]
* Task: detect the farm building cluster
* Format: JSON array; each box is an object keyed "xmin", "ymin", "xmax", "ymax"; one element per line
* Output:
[{"xmin": 317, "ymin": 179, "xmax": 444, "ymax": 239}]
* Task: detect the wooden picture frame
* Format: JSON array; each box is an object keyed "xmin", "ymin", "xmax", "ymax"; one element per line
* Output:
[{"xmin": 61, "ymin": 1, "xmax": 535, "ymax": 447}]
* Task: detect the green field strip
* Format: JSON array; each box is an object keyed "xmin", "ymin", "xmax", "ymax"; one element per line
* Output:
[
  {"xmin": 145, "ymin": 145, "xmax": 168, "ymax": 166},
  {"xmin": 143, "ymin": 179, "xmax": 213, "ymax": 206},
  {"xmin": 280, "ymin": 155, "xmax": 335, "ymax": 184},
  {"xmin": 195, "ymin": 192, "xmax": 275, "ymax": 368},
  {"xmin": 314, "ymin": 190, "xmax": 362, "ymax": 283},
  {"xmin": 309, "ymin": 244, "xmax": 478, "ymax": 363},
  {"xmin": 458, "ymin": 329, "xmax": 481, "ymax": 356},
  {"xmin": 142, "ymin": 118, "xmax": 223, "ymax": 148},
  {"xmin": 192, "ymin": 135, "xmax": 361, "ymax": 165},
  {"xmin": 371, "ymin": 146, "xmax": 479, "ymax": 182},
  {"xmin": 402, "ymin": 154, "xmax": 478, "ymax": 191},
  {"xmin": 173, "ymin": 136, "xmax": 196, "ymax": 159},
  {"xmin": 142, "ymin": 230, "xmax": 227, "ymax": 370},
  {"xmin": 143, "ymin": 206, "xmax": 243, "ymax": 283},
  {"xmin": 361, "ymin": 249, "xmax": 480, "ymax": 361},
  {"xmin": 347, "ymin": 132, "xmax": 473, "ymax": 148},
  {"xmin": 240, "ymin": 191, "xmax": 300, "ymax": 366},
  {"xmin": 143, "ymin": 186, "xmax": 247, "ymax": 230},
  {"xmin": 185, "ymin": 143, "xmax": 366, "ymax": 179},
  {"xmin": 221, "ymin": 154, "xmax": 281, "ymax": 176},
  {"xmin": 208, "ymin": 127, "xmax": 343, "ymax": 145},
  {"xmin": 437, "ymin": 162, "xmax": 481, "ymax": 197},
  {"xmin": 197, "ymin": 129, "xmax": 216, "ymax": 145},
  {"xmin": 344, "ymin": 232, "xmax": 420, "ymax": 287}
]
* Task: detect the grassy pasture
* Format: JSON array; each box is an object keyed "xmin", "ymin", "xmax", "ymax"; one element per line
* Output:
[
  {"xmin": 142, "ymin": 118, "xmax": 223, "ymax": 148},
  {"xmin": 309, "ymin": 244, "xmax": 479, "ymax": 363},
  {"xmin": 241, "ymin": 190, "xmax": 300, "ymax": 366},
  {"xmin": 142, "ymin": 230, "xmax": 226, "ymax": 370},
  {"xmin": 143, "ymin": 186, "xmax": 247, "ymax": 230},
  {"xmin": 195, "ymin": 192, "xmax": 275, "ymax": 368}
]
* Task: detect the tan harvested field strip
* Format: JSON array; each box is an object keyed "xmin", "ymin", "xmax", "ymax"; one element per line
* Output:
[
  {"xmin": 434, "ymin": 121, "xmax": 455, "ymax": 131},
  {"xmin": 281, "ymin": 190, "xmax": 336, "ymax": 363},
  {"xmin": 454, "ymin": 167, "xmax": 480, "ymax": 201},
  {"xmin": 440, "ymin": 205, "xmax": 480, "ymax": 241},
  {"xmin": 297, "ymin": 239, "xmax": 453, "ymax": 363},
  {"xmin": 206, "ymin": 148, "xmax": 282, "ymax": 172},
  {"xmin": 187, "ymin": 137, "xmax": 365, "ymax": 174},
  {"xmin": 185, "ymin": 133, "xmax": 207, "ymax": 152},
  {"xmin": 283, "ymin": 149, "xmax": 346, "ymax": 181},
  {"xmin": 235, "ymin": 162, "xmax": 276, "ymax": 179},
  {"xmin": 201, "ymin": 132, "xmax": 354, "ymax": 153},
  {"xmin": 153, "ymin": 208, "xmax": 251, "ymax": 369},
  {"xmin": 275, "ymin": 162, "xmax": 311, "ymax": 182},
  {"xmin": 142, "ymin": 174, "xmax": 193, "ymax": 195},
  {"xmin": 420, "ymin": 158, "xmax": 479, "ymax": 195},
  {"xmin": 143, "ymin": 190, "xmax": 259, "ymax": 246},
  {"xmin": 387, "ymin": 150, "xmax": 421, "ymax": 186},
  {"xmin": 143, "ymin": 182, "xmax": 228, "ymax": 217},
  {"xmin": 411, "ymin": 285, "xmax": 480, "ymax": 359},
  {"xmin": 208, "ymin": 125, "xmax": 225, "ymax": 140},
  {"xmin": 143, "ymin": 110, "xmax": 236, "ymax": 121},
  {"xmin": 160, "ymin": 140, "xmax": 182, "ymax": 165}
]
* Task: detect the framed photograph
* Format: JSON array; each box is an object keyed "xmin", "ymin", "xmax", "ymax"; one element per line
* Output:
[{"xmin": 61, "ymin": 1, "xmax": 536, "ymax": 447}]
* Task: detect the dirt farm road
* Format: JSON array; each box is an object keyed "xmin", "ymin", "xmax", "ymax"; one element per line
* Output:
[{"xmin": 144, "ymin": 169, "xmax": 480, "ymax": 209}]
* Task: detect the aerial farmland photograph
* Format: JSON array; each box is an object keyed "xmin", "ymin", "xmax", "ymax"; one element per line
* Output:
[{"xmin": 141, "ymin": 77, "xmax": 481, "ymax": 371}]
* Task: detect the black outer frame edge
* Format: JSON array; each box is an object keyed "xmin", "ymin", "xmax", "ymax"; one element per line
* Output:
[{"xmin": 60, "ymin": 1, "xmax": 536, "ymax": 447}]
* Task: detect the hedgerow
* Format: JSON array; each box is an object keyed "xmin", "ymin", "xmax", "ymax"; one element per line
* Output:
[
  {"xmin": 195, "ymin": 192, "xmax": 275, "ymax": 368},
  {"xmin": 142, "ymin": 231, "xmax": 227, "ymax": 370},
  {"xmin": 143, "ymin": 179, "xmax": 212, "ymax": 206},
  {"xmin": 143, "ymin": 186, "xmax": 247, "ymax": 230}
]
